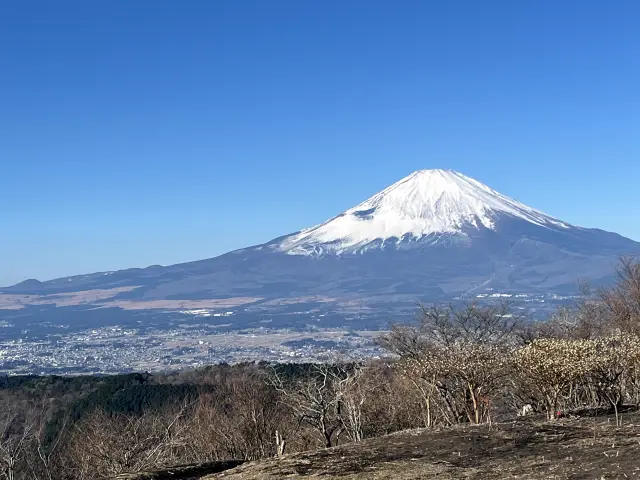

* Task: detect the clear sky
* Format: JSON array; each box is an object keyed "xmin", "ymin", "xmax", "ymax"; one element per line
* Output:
[{"xmin": 1, "ymin": 0, "xmax": 639, "ymax": 286}]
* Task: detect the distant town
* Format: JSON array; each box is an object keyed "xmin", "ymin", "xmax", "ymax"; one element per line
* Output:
[{"xmin": 0, "ymin": 290, "xmax": 576, "ymax": 375}]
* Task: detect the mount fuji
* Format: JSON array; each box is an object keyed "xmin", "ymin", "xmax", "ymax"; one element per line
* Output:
[
  {"xmin": 279, "ymin": 169, "xmax": 572, "ymax": 255},
  {"xmin": 3, "ymin": 169, "xmax": 639, "ymax": 325}
]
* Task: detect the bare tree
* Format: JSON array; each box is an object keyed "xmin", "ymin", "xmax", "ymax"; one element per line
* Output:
[
  {"xmin": 347, "ymin": 361, "xmax": 425, "ymax": 436},
  {"xmin": 0, "ymin": 400, "xmax": 33, "ymax": 480},
  {"xmin": 64, "ymin": 404, "xmax": 192, "ymax": 479},
  {"xmin": 599, "ymin": 257, "xmax": 640, "ymax": 335},
  {"xmin": 270, "ymin": 364, "xmax": 344, "ymax": 448},
  {"xmin": 333, "ymin": 363, "xmax": 379, "ymax": 442},
  {"xmin": 188, "ymin": 369, "xmax": 286, "ymax": 461},
  {"xmin": 22, "ymin": 403, "xmax": 68, "ymax": 480},
  {"xmin": 379, "ymin": 300, "xmax": 521, "ymax": 355},
  {"xmin": 379, "ymin": 301, "xmax": 518, "ymax": 426},
  {"xmin": 401, "ymin": 342, "xmax": 511, "ymax": 425},
  {"xmin": 420, "ymin": 301, "xmax": 521, "ymax": 347}
]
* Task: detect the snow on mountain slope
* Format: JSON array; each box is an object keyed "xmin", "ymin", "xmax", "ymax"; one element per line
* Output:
[{"xmin": 279, "ymin": 169, "xmax": 570, "ymax": 255}]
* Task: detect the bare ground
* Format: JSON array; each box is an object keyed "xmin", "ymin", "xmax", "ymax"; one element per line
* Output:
[{"xmin": 205, "ymin": 411, "xmax": 640, "ymax": 480}]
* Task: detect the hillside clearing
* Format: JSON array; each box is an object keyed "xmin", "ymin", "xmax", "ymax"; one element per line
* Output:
[{"xmin": 205, "ymin": 411, "xmax": 640, "ymax": 479}]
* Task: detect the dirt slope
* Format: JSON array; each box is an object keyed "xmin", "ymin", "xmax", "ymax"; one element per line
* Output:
[{"xmin": 206, "ymin": 412, "xmax": 640, "ymax": 480}]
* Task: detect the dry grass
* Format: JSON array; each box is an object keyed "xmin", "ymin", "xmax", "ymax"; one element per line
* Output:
[
  {"xmin": 0, "ymin": 288, "xmax": 262, "ymax": 311},
  {"xmin": 205, "ymin": 410, "xmax": 640, "ymax": 480},
  {"xmin": 0, "ymin": 287, "xmax": 139, "ymax": 309},
  {"xmin": 100, "ymin": 297, "xmax": 262, "ymax": 310}
]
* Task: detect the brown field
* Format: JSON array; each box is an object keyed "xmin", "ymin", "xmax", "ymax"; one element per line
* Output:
[
  {"xmin": 100, "ymin": 297, "xmax": 263, "ymax": 310},
  {"xmin": 0, "ymin": 286, "xmax": 140, "ymax": 310},
  {"xmin": 0, "ymin": 287, "xmax": 262, "ymax": 311}
]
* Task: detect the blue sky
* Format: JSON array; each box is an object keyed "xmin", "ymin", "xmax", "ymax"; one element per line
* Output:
[{"xmin": 1, "ymin": 0, "xmax": 639, "ymax": 286}]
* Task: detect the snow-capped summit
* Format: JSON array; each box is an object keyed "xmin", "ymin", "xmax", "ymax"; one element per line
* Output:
[{"xmin": 279, "ymin": 169, "xmax": 570, "ymax": 255}]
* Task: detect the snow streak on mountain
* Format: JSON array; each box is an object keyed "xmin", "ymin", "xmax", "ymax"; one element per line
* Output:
[{"xmin": 279, "ymin": 169, "xmax": 570, "ymax": 255}]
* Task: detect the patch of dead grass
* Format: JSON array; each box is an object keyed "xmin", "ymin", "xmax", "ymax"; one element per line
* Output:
[{"xmin": 206, "ymin": 411, "xmax": 640, "ymax": 480}]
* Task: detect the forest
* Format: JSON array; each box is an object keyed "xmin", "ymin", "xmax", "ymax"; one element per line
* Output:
[{"xmin": 1, "ymin": 258, "xmax": 639, "ymax": 480}]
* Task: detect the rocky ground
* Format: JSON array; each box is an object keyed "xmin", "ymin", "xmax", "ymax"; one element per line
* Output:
[{"xmin": 117, "ymin": 409, "xmax": 640, "ymax": 480}]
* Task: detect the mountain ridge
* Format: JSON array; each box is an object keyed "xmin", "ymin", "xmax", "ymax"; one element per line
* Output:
[{"xmin": 2, "ymin": 170, "xmax": 638, "ymax": 316}]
